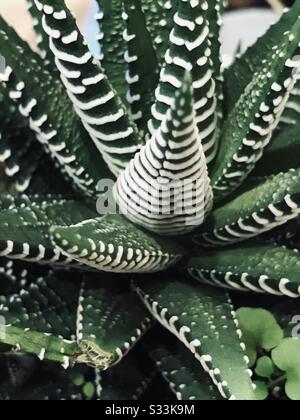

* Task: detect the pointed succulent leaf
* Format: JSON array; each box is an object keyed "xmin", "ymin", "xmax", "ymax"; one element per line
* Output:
[
  {"xmin": 26, "ymin": 0, "xmax": 55, "ymax": 67},
  {"xmin": 187, "ymin": 244, "xmax": 300, "ymax": 298},
  {"xmin": 207, "ymin": 0, "xmax": 225, "ymax": 122},
  {"xmin": 0, "ymin": 92, "xmax": 45, "ymax": 192},
  {"xmin": 51, "ymin": 214, "xmax": 184, "ymax": 273},
  {"xmin": 253, "ymin": 123, "xmax": 300, "ymax": 177},
  {"xmin": 149, "ymin": 0, "xmax": 219, "ymax": 163},
  {"xmin": 95, "ymin": 0, "xmax": 127, "ymax": 100},
  {"xmin": 134, "ymin": 277, "xmax": 256, "ymax": 400},
  {"xmin": 0, "ymin": 267, "xmax": 151, "ymax": 369},
  {"xmin": 35, "ymin": 0, "xmax": 143, "ymax": 176},
  {"xmin": 224, "ymin": 2, "xmax": 300, "ymax": 113},
  {"xmin": 193, "ymin": 169, "xmax": 300, "ymax": 247},
  {"xmin": 141, "ymin": 0, "xmax": 177, "ymax": 67},
  {"xmin": 212, "ymin": 4, "xmax": 300, "ymax": 201},
  {"xmin": 114, "ymin": 74, "xmax": 213, "ymax": 236},
  {"xmin": 151, "ymin": 337, "xmax": 222, "ymax": 400},
  {"xmin": 0, "ymin": 193, "xmax": 97, "ymax": 264},
  {"xmin": 0, "ymin": 19, "xmax": 111, "ymax": 196},
  {"xmin": 122, "ymin": 0, "xmax": 158, "ymax": 134}
]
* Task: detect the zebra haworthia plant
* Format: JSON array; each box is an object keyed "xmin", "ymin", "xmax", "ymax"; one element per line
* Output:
[{"xmin": 0, "ymin": 0, "xmax": 300, "ymax": 401}]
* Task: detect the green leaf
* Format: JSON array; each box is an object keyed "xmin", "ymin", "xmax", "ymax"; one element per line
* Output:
[
  {"xmin": 76, "ymin": 279, "xmax": 153, "ymax": 368},
  {"xmin": 150, "ymin": 336, "xmax": 222, "ymax": 400},
  {"xmin": 0, "ymin": 266, "xmax": 151, "ymax": 369},
  {"xmin": 0, "ymin": 91, "xmax": 45, "ymax": 193},
  {"xmin": 252, "ymin": 123, "xmax": 300, "ymax": 177},
  {"xmin": 272, "ymin": 338, "xmax": 300, "ymax": 401},
  {"xmin": 236, "ymin": 308, "xmax": 284, "ymax": 366},
  {"xmin": 122, "ymin": 0, "xmax": 158, "ymax": 135},
  {"xmin": 141, "ymin": 0, "xmax": 177, "ymax": 67},
  {"xmin": 0, "ymin": 19, "xmax": 112, "ymax": 197},
  {"xmin": 95, "ymin": 0, "xmax": 128, "ymax": 100},
  {"xmin": 212, "ymin": 3, "xmax": 300, "ymax": 201},
  {"xmin": 0, "ymin": 354, "xmax": 83, "ymax": 400},
  {"xmin": 0, "ymin": 193, "xmax": 96, "ymax": 264},
  {"xmin": 193, "ymin": 169, "xmax": 300, "ymax": 247},
  {"xmin": 253, "ymin": 380, "xmax": 269, "ymax": 401},
  {"xmin": 149, "ymin": 0, "xmax": 219, "ymax": 164},
  {"xmin": 35, "ymin": 0, "xmax": 143, "ymax": 176},
  {"xmin": 280, "ymin": 77, "xmax": 300, "ymax": 127},
  {"xmin": 98, "ymin": 351, "xmax": 155, "ymax": 400},
  {"xmin": 26, "ymin": 0, "xmax": 56, "ymax": 68},
  {"xmin": 114, "ymin": 74, "xmax": 213, "ymax": 236},
  {"xmin": 51, "ymin": 214, "xmax": 184, "ymax": 273},
  {"xmin": 187, "ymin": 244, "xmax": 300, "ymax": 298},
  {"xmin": 255, "ymin": 356, "xmax": 275, "ymax": 379},
  {"xmin": 82, "ymin": 382, "xmax": 95, "ymax": 399},
  {"xmin": 224, "ymin": 2, "xmax": 300, "ymax": 113},
  {"xmin": 134, "ymin": 277, "xmax": 256, "ymax": 400}
]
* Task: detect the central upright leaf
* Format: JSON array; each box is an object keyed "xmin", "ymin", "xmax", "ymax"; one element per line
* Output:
[{"xmin": 114, "ymin": 75, "xmax": 213, "ymax": 236}]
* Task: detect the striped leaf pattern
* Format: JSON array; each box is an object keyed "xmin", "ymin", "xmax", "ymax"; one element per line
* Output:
[
  {"xmin": 150, "ymin": 336, "xmax": 222, "ymax": 400},
  {"xmin": 187, "ymin": 244, "xmax": 300, "ymax": 298},
  {"xmin": 0, "ymin": 93, "xmax": 45, "ymax": 192},
  {"xmin": 51, "ymin": 214, "xmax": 184, "ymax": 273},
  {"xmin": 134, "ymin": 277, "xmax": 256, "ymax": 400},
  {"xmin": 114, "ymin": 75, "xmax": 213, "ymax": 236},
  {"xmin": 0, "ymin": 265, "xmax": 151, "ymax": 369},
  {"xmin": 0, "ymin": 19, "xmax": 111, "ymax": 197},
  {"xmin": 149, "ymin": 0, "xmax": 219, "ymax": 164},
  {"xmin": 141, "ymin": 0, "xmax": 177, "ymax": 67},
  {"xmin": 193, "ymin": 169, "xmax": 300, "ymax": 247},
  {"xmin": 26, "ymin": 0, "xmax": 56, "ymax": 67},
  {"xmin": 213, "ymin": 4, "xmax": 300, "ymax": 201},
  {"xmin": 94, "ymin": 0, "xmax": 128, "ymax": 100},
  {"xmin": 122, "ymin": 0, "xmax": 158, "ymax": 134},
  {"xmin": 35, "ymin": 0, "xmax": 143, "ymax": 176},
  {"xmin": 0, "ymin": 194, "xmax": 97, "ymax": 265}
]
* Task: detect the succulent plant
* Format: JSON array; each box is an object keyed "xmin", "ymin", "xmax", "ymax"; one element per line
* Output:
[{"xmin": 0, "ymin": 0, "xmax": 300, "ymax": 401}]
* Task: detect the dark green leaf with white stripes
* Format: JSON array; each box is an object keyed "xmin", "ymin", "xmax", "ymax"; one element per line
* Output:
[
  {"xmin": 0, "ymin": 92, "xmax": 45, "ymax": 193},
  {"xmin": 187, "ymin": 244, "xmax": 300, "ymax": 298},
  {"xmin": 212, "ymin": 4, "xmax": 300, "ymax": 201},
  {"xmin": 141, "ymin": 0, "xmax": 177, "ymax": 67},
  {"xmin": 150, "ymin": 336, "xmax": 222, "ymax": 400},
  {"xmin": 0, "ymin": 19, "xmax": 111, "ymax": 196},
  {"xmin": 224, "ymin": 2, "xmax": 300, "ymax": 113},
  {"xmin": 51, "ymin": 214, "xmax": 184, "ymax": 273},
  {"xmin": 35, "ymin": 0, "xmax": 143, "ymax": 176},
  {"xmin": 0, "ymin": 266, "xmax": 151, "ymax": 369},
  {"xmin": 134, "ymin": 277, "xmax": 256, "ymax": 400},
  {"xmin": 95, "ymin": 0, "xmax": 128, "ymax": 101},
  {"xmin": 280, "ymin": 76, "xmax": 300, "ymax": 128},
  {"xmin": 122, "ymin": 0, "xmax": 158, "ymax": 135},
  {"xmin": 26, "ymin": 0, "xmax": 56, "ymax": 69},
  {"xmin": 193, "ymin": 169, "xmax": 300, "ymax": 247},
  {"xmin": 0, "ymin": 193, "xmax": 97, "ymax": 264},
  {"xmin": 252, "ymin": 123, "xmax": 300, "ymax": 177},
  {"xmin": 149, "ymin": 0, "xmax": 219, "ymax": 164},
  {"xmin": 76, "ymin": 278, "xmax": 152, "ymax": 368}
]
